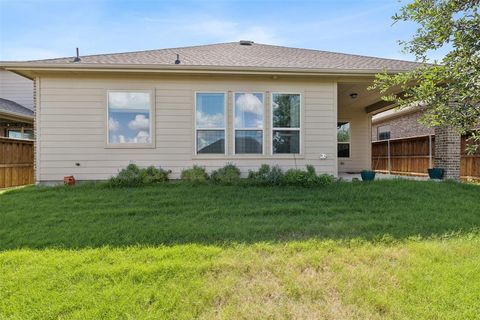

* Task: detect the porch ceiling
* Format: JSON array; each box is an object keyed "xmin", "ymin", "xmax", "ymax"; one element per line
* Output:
[{"xmin": 338, "ymin": 82, "xmax": 398, "ymax": 114}]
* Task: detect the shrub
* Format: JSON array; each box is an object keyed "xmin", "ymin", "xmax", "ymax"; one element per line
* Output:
[
  {"xmin": 108, "ymin": 164, "xmax": 171, "ymax": 187},
  {"xmin": 143, "ymin": 166, "xmax": 171, "ymax": 184},
  {"xmin": 247, "ymin": 164, "xmax": 284, "ymax": 186},
  {"xmin": 282, "ymin": 165, "xmax": 334, "ymax": 187},
  {"xmin": 181, "ymin": 165, "xmax": 208, "ymax": 184},
  {"xmin": 282, "ymin": 169, "xmax": 318, "ymax": 187},
  {"xmin": 317, "ymin": 173, "xmax": 335, "ymax": 186},
  {"xmin": 210, "ymin": 163, "xmax": 241, "ymax": 185}
]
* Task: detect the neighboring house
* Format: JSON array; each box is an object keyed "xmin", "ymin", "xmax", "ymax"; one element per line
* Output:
[
  {"xmin": 372, "ymin": 106, "xmax": 480, "ymax": 142},
  {"xmin": 0, "ymin": 41, "xmax": 423, "ymax": 183},
  {"xmin": 371, "ymin": 107, "xmax": 433, "ymax": 141},
  {"xmin": 0, "ymin": 70, "xmax": 34, "ymax": 139}
]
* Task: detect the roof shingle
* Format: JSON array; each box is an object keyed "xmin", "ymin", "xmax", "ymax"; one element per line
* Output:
[
  {"xmin": 0, "ymin": 98, "xmax": 34, "ymax": 118},
  {"xmin": 23, "ymin": 42, "xmax": 421, "ymax": 72}
]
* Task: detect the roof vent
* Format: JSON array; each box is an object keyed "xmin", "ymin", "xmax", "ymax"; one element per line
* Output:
[
  {"xmin": 73, "ymin": 47, "xmax": 81, "ymax": 62},
  {"xmin": 239, "ymin": 40, "xmax": 254, "ymax": 46},
  {"xmin": 174, "ymin": 53, "xmax": 181, "ymax": 65}
]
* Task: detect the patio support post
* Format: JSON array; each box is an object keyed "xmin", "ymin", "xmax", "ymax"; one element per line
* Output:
[
  {"xmin": 434, "ymin": 126, "xmax": 461, "ymax": 180},
  {"xmin": 428, "ymin": 135, "xmax": 433, "ymax": 169},
  {"xmin": 387, "ymin": 139, "xmax": 391, "ymax": 173}
]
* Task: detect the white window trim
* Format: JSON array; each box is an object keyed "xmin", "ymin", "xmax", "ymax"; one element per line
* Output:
[
  {"xmin": 194, "ymin": 91, "xmax": 227, "ymax": 155},
  {"xmin": 233, "ymin": 92, "xmax": 265, "ymax": 155},
  {"xmin": 105, "ymin": 89, "xmax": 155, "ymax": 149},
  {"xmin": 270, "ymin": 92, "xmax": 302, "ymax": 155},
  {"xmin": 337, "ymin": 120, "xmax": 351, "ymax": 159}
]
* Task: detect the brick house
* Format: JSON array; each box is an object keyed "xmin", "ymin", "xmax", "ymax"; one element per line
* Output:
[{"xmin": 371, "ymin": 107, "xmax": 433, "ymax": 141}]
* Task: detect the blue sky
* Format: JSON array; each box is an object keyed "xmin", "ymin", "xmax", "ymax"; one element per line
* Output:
[{"xmin": 0, "ymin": 0, "xmax": 439, "ymax": 62}]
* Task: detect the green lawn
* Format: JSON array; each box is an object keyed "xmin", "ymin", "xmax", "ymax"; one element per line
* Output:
[{"xmin": 1, "ymin": 180, "xmax": 479, "ymax": 319}]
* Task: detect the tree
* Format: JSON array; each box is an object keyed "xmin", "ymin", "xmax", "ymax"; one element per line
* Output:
[{"xmin": 371, "ymin": 0, "xmax": 480, "ymax": 152}]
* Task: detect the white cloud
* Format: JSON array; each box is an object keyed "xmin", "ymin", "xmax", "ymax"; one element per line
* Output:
[
  {"xmin": 129, "ymin": 131, "xmax": 150, "ymax": 144},
  {"xmin": 236, "ymin": 93, "xmax": 263, "ymax": 115},
  {"xmin": 196, "ymin": 111, "xmax": 224, "ymax": 128},
  {"xmin": 109, "ymin": 92, "xmax": 150, "ymax": 111},
  {"xmin": 109, "ymin": 134, "xmax": 126, "ymax": 144},
  {"xmin": 128, "ymin": 114, "xmax": 150, "ymax": 130},
  {"xmin": 108, "ymin": 117, "xmax": 120, "ymax": 132},
  {"xmin": 235, "ymin": 93, "xmax": 263, "ymax": 128}
]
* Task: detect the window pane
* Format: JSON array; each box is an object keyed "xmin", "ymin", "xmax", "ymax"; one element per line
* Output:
[
  {"xmin": 196, "ymin": 93, "xmax": 225, "ymax": 128},
  {"xmin": 378, "ymin": 131, "xmax": 390, "ymax": 140},
  {"xmin": 337, "ymin": 122, "xmax": 350, "ymax": 142},
  {"xmin": 235, "ymin": 93, "xmax": 263, "ymax": 129},
  {"xmin": 235, "ymin": 130, "xmax": 262, "ymax": 154},
  {"xmin": 378, "ymin": 125, "xmax": 390, "ymax": 140},
  {"xmin": 8, "ymin": 130, "xmax": 22, "ymax": 139},
  {"xmin": 273, "ymin": 130, "xmax": 300, "ymax": 154},
  {"xmin": 197, "ymin": 130, "xmax": 225, "ymax": 154},
  {"xmin": 338, "ymin": 143, "xmax": 350, "ymax": 158},
  {"xmin": 272, "ymin": 93, "xmax": 300, "ymax": 128},
  {"xmin": 108, "ymin": 91, "xmax": 151, "ymax": 144},
  {"xmin": 23, "ymin": 130, "xmax": 34, "ymax": 140}
]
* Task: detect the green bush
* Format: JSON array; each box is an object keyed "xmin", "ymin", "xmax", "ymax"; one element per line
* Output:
[
  {"xmin": 181, "ymin": 165, "xmax": 208, "ymax": 184},
  {"xmin": 247, "ymin": 164, "xmax": 284, "ymax": 186},
  {"xmin": 210, "ymin": 163, "xmax": 241, "ymax": 185},
  {"xmin": 108, "ymin": 164, "xmax": 171, "ymax": 187},
  {"xmin": 317, "ymin": 173, "xmax": 335, "ymax": 186},
  {"xmin": 143, "ymin": 166, "xmax": 171, "ymax": 184},
  {"xmin": 282, "ymin": 165, "xmax": 334, "ymax": 187},
  {"xmin": 282, "ymin": 169, "xmax": 318, "ymax": 187}
]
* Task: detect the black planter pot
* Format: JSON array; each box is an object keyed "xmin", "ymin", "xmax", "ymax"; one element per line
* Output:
[
  {"xmin": 361, "ymin": 170, "xmax": 376, "ymax": 181},
  {"xmin": 428, "ymin": 168, "xmax": 444, "ymax": 180}
]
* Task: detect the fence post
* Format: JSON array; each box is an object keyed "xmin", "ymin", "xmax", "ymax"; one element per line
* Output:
[
  {"xmin": 387, "ymin": 139, "xmax": 391, "ymax": 173},
  {"xmin": 428, "ymin": 135, "xmax": 433, "ymax": 169}
]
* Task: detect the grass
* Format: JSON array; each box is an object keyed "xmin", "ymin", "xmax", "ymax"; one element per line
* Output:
[{"xmin": 1, "ymin": 180, "xmax": 479, "ymax": 319}]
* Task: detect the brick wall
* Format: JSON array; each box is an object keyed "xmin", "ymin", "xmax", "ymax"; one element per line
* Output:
[
  {"xmin": 434, "ymin": 126, "xmax": 461, "ymax": 180},
  {"xmin": 372, "ymin": 110, "xmax": 434, "ymax": 141}
]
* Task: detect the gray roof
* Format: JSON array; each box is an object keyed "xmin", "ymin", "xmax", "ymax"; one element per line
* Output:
[
  {"xmin": 0, "ymin": 98, "xmax": 34, "ymax": 118},
  {"xmin": 23, "ymin": 42, "xmax": 421, "ymax": 72}
]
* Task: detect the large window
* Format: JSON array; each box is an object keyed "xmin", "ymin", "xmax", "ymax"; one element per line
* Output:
[
  {"xmin": 196, "ymin": 93, "xmax": 226, "ymax": 154},
  {"xmin": 272, "ymin": 93, "xmax": 300, "ymax": 154},
  {"xmin": 378, "ymin": 125, "xmax": 391, "ymax": 140},
  {"xmin": 337, "ymin": 122, "xmax": 350, "ymax": 158},
  {"xmin": 234, "ymin": 93, "xmax": 263, "ymax": 154},
  {"xmin": 107, "ymin": 91, "xmax": 153, "ymax": 146}
]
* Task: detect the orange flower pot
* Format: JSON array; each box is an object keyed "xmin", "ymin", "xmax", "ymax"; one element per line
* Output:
[{"xmin": 64, "ymin": 176, "xmax": 76, "ymax": 186}]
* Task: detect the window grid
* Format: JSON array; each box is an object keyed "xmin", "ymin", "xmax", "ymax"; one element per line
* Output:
[
  {"xmin": 337, "ymin": 121, "xmax": 351, "ymax": 158},
  {"xmin": 271, "ymin": 93, "xmax": 301, "ymax": 155},
  {"xmin": 233, "ymin": 92, "xmax": 264, "ymax": 155},
  {"xmin": 195, "ymin": 92, "xmax": 227, "ymax": 155}
]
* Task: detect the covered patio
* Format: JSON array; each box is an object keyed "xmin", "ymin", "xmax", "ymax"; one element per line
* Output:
[{"xmin": 337, "ymin": 81, "xmax": 462, "ymax": 180}]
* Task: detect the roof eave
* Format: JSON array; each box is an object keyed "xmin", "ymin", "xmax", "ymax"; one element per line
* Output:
[
  {"xmin": 0, "ymin": 110, "xmax": 34, "ymax": 122},
  {"xmin": 0, "ymin": 62, "xmax": 411, "ymax": 77}
]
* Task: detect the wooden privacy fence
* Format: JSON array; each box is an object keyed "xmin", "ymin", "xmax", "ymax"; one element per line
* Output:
[
  {"xmin": 372, "ymin": 134, "xmax": 480, "ymax": 180},
  {"xmin": 0, "ymin": 137, "xmax": 34, "ymax": 188}
]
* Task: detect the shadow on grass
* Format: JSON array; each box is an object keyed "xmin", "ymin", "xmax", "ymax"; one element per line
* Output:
[{"xmin": 0, "ymin": 180, "xmax": 479, "ymax": 250}]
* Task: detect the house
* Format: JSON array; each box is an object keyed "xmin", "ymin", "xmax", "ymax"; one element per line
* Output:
[
  {"xmin": 372, "ymin": 107, "xmax": 434, "ymax": 141},
  {"xmin": 1, "ymin": 41, "xmax": 431, "ymax": 183},
  {"xmin": 0, "ymin": 70, "xmax": 34, "ymax": 139}
]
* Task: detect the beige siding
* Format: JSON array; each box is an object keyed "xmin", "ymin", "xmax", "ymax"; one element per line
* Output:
[
  {"xmin": 37, "ymin": 74, "xmax": 340, "ymax": 182},
  {"xmin": 337, "ymin": 102, "xmax": 371, "ymax": 172},
  {"xmin": 0, "ymin": 70, "xmax": 34, "ymax": 109}
]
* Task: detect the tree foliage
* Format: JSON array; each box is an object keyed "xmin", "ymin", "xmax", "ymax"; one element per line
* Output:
[{"xmin": 371, "ymin": 0, "xmax": 480, "ymax": 151}]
